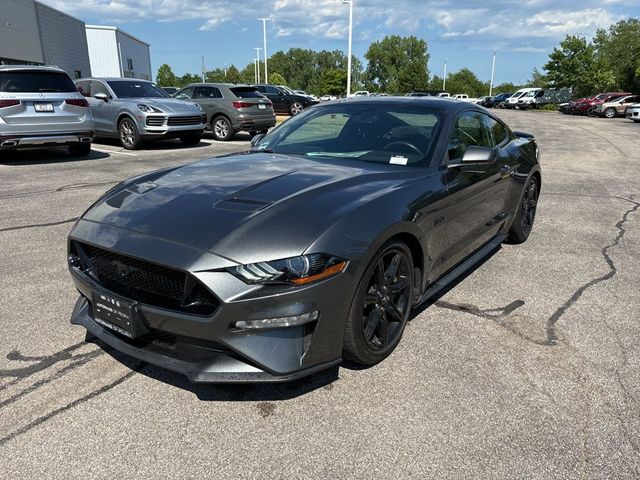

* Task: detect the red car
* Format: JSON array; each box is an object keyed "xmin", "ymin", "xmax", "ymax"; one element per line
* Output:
[{"xmin": 574, "ymin": 92, "xmax": 631, "ymax": 115}]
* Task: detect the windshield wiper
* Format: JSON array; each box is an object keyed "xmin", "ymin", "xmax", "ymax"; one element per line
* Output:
[
  {"xmin": 249, "ymin": 148, "xmax": 275, "ymax": 154},
  {"xmin": 38, "ymin": 88, "xmax": 61, "ymax": 92}
]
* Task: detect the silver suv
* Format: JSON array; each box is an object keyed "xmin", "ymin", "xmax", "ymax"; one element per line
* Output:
[
  {"xmin": 0, "ymin": 65, "xmax": 94, "ymax": 157},
  {"xmin": 75, "ymin": 78, "xmax": 206, "ymax": 150}
]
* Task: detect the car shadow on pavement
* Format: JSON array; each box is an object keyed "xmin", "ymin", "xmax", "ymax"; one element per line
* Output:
[
  {"xmin": 94, "ymin": 138, "xmax": 212, "ymax": 151},
  {"xmin": 0, "ymin": 148, "xmax": 109, "ymax": 165},
  {"xmin": 93, "ymin": 336, "xmax": 339, "ymax": 401}
]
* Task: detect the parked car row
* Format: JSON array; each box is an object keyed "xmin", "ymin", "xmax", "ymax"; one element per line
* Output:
[
  {"xmin": 0, "ymin": 65, "xmax": 324, "ymax": 155},
  {"xmin": 559, "ymin": 92, "xmax": 640, "ymax": 120}
]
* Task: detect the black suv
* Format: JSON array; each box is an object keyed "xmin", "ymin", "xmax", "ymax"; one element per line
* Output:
[{"xmin": 252, "ymin": 84, "xmax": 318, "ymax": 116}]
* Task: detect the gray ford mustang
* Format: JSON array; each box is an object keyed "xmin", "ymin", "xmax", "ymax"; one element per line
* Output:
[{"xmin": 67, "ymin": 97, "xmax": 541, "ymax": 383}]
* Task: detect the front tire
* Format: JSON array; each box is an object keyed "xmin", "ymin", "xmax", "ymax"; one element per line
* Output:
[
  {"xmin": 212, "ymin": 116, "xmax": 234, "ymax": 141},
  {"xmin": 68, "ymin": 142, "xmax": 91, "ymax": 157},
  {"xmin": 119, "ymin": 118, "xmax": 143, "ymax": 150},
  {"xmin": 343, "ymin": 242, "xmax": 414, "ymax": 366},
  {"xmin": 603, "ymin": 107, "xmax": 616, "ymax": 119},
  {"xmin": 290, "ymin": 102, "xmax": 304, "ymax": 116},
  {"xmin": 507, "ymin": 176, "xmax": 539, "ymax": 244}
]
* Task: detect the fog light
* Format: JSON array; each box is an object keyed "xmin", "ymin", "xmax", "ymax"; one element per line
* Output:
[{"xmin": 235, "ymin": 311, "xmax": 319, "ymax": 330}]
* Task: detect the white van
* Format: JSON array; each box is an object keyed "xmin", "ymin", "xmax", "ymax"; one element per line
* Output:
[{"xmin": 505, "ymin": 88, "xmax": 540, "ymax": 109}]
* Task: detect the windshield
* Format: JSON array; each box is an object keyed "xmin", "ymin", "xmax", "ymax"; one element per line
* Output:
[
  {"xmin": 107, "ymin": 81, "xmax": 169, "ymax": 98},
  {"xmin": 0, "ymin": 71, "xmax": 76, "ymax": 93},
  {"xmin": 255, "ymin": 104, "xmax": 442, "ymax": 166},
  {"xmin": 524, "ymin": 91, "xmax": 537, "ymax": 97}
]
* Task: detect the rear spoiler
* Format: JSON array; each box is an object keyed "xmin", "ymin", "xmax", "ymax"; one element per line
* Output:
[{"xmin": 513, "ymin": 131, "xmax": 535, "ymax": 139}]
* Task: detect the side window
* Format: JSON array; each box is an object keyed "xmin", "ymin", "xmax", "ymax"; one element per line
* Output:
[
  {"xmin": 90, "ymin": 81, "xmax": 109, "ymax": 97},
  {"xmin": 265, "ymin": 86, "xmax": 281, "ymax": 95},
  {"xmin": 255, "ymin": 86, "xmax": 266, "ymax": 93},
  {"xmin": 76, "ymin": 81, "xmax": 91, "ymax": 97},
  {"xmin": 447, "ymin": 112, "xmax": 493, "ymax": 161},
  {"xmin": 482, "ymin": 114, "xmax": 507, "ymax": 146},
  {"xmin": 175, "ymin": 87, "xmax": 195, "ymax": 100},
  {"xmin": 194, "ymin": 86, "xmax": 222, "ymax": 99}
]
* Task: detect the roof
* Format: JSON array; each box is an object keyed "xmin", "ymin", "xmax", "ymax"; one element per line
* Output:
[
  {"xmin": 326, "ymin": 96, "xmax": 480, "ymax": 113},
  {"xmin": 85, "ymin": 25, "xmax": 150, "ymax": 46},
  {"xmin": 76, "ymin": 77, "xmax": 153, "ymax": 83},
  {"xmin": 0, "ymin": 65, "xmax": 66, "ymax": 73}
]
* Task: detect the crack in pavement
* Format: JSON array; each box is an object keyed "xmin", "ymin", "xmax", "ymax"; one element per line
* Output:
[
  {"xmin": 0, "ymin": 368, "xmax": 139, "ymax": 447},
  {"xmin": 435, "ymin": 193, "xmax": 639, "ymax": 347},
  {"xmin": 0, "ymin": 181, "xmax": 118, "ymax": 201},
  {"xmin": 0, "ymin": 217, "xmax": 78, "ymax": 233}
]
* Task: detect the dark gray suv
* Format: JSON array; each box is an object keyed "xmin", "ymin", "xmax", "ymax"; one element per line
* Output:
[{"xmin": 174, "ymin": 84, "xmax": 276, "ymax": 141}]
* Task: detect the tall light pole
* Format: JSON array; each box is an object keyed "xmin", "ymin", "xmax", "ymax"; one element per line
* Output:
[
  {"xmin": 254, "ymin": 47, "xmax": 262, "ymax": 83},
  {"xmin": 442, "ymin": 58, "xmax": 447, "ymax": 91},
  {"xmin": 201, "ymin": 56, "xmax": 206, "ymax": 82},
  {"xmin": 342, "ymin": 0, "xmax": 354, "ymax": 97},
  {"xmin": 259, "ymin": 18, "xmax": 270, "ymax": 84},
  {"xmin": 224, "ymin": 62, "xmax": 227, "ymax": 77},
  {"xmin": 489, "ymin": 49, "xmax": 497, "ymax": 96}
]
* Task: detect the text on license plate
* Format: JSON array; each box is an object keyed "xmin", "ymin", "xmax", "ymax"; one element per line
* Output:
[{"xmin": 34, "ymin": 103, "xmax": 54, "ymax": 112}]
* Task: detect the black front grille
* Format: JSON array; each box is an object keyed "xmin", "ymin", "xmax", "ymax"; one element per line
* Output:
[
  {"xmin": 167, "ymin": 115, "xmax": 204, "ymax": 126},
  {"xmin": 146, "ymin": 116, "xmax": 166, "ymax": 126},
  {"xmin": 72, "ymin": 241, "xmax": 219, "ymax": 316}
]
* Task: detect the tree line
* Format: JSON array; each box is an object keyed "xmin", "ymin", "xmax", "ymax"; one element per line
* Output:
[{"xmin": 156, "ymin": 19, "xmax": 639, "ymax": 99}]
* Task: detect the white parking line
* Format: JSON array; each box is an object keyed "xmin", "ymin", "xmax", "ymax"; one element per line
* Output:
[{"xmin": 91, "ymin": 147, "xmax": 138, "ymax": 157}]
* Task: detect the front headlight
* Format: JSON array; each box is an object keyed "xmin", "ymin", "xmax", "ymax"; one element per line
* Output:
[
  {"xmin": 137, "ymin": 104, "xmax": 163, "ymax": 113},
  {"xmin": 230, "ymin": 254, "xmax": 348, "ymax": 286}
]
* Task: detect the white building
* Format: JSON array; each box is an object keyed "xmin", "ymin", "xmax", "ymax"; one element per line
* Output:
[{"xmin": 85, "ymin": 25, "xmax": 152, "ymax": 81}]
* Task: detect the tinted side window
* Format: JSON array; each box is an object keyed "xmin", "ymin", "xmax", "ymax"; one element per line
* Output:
[
  {"xmin": 255, "ymin": 86, "xmax": 266, "ymax": 93},
  {"xmin": 194, "ymin": 86, "xmax": 222, "ymax": 99},
  {"xmin": 481, "ymin": 114, "xmax": 507, "ymax": 146},
  {"xmin": 76, "ymin": 81, "xmax": 91, "ymax": 97},
  {"xmin": 265, "ymin": 86, "xmax": 281, "ymax": 95},
  {"xmin": 447, "ymin": 112, "xmax": 493, "ymax": 161},
  {"xmin": 175, "ymin": 87, "xmax": 195, "ymax": 100},
  {"xmin": 91, "ymin": 81, "xmax": 109, "ymax": 97}
]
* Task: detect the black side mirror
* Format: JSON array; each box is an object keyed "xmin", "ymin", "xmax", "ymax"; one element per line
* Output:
[
  {"xmin": 94, "ymin": 93, "xmax": 109, "ymax": 102},
  {"xmin": 251, "ymin": 133, "xmax": 266, "ymax": 147},
  {"xmin": 449, "ymin": 146, "xmax": 496, "ymax": 168}
]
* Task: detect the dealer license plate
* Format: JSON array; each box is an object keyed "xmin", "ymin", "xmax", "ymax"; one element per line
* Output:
[
  {"xmin": 258, "ymin": 104, "xmax": 266, "ymax": 109},
  {"xmin": 92, "ymin": 291, "xmax": 136, "ymax": 338},
  {"xmin": 34, "ymin": 103, "xmax": 54, "ymax": 112}
]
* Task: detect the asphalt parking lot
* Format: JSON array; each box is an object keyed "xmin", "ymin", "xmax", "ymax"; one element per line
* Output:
[{"xmin": 1, "ymin": 112, "xmax": 639, "ymax": 479}]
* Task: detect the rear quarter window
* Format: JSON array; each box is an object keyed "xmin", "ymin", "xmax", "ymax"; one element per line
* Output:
[{"xmin": 0, "ymin": 71, "xmax": 76, "ymax": 93}]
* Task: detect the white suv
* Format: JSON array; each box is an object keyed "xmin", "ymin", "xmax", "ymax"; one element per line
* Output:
[{"xmin": 0, "ymin": 65, "xmax": 94, "ymax": 157}]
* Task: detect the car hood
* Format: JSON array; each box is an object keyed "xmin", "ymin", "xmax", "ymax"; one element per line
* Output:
[
  {"xmin": 82, "ymin": 153, "xmax": 419, "ymax": 264},
  {"xmin": 126, "ymin": 97, "xmax": 200, "ymax": 113}
]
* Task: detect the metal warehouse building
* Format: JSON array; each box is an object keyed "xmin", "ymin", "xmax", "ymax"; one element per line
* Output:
[
  {"xmin": 0, "ymin": 0, "xmax": 91, "ymax": 78},
  {"xmin": 85, "ymin": 25, "xmax": 152, "ymax": 81},
  {"xmin": 0, "ymin": 0, "xmax": 151, "ymax": 81}
]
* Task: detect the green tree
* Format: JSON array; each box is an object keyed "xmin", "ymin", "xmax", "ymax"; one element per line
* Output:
[
  {"xmin": 364, "ymin": 35, "xmax": 429, "ymax": 94},
  {"xmin": 594, "ymin": 19, "xmax": 640, "ymax": 93},
  {"xmin": 268, "ymin": 72, "xmax": 287, "ymax": 86},
  {"xmin": 156, "ymin": 64, "xmax": 177, "ymax": 87},
  {"xmin": 177, "ymin": 73, "xmax": 202, "ymax": 87},
  {"xmin": 225, "ymin": 65, "xmax": 242, "ymax": 84},
  {"xmin": 444, "ymin": 68, "xmax": 487, "ymax": 97},
  {"xmin": 543, "ymin": 35, "xmax": 614, "ymax": 98},
  {"xmin": 528, "ymin": 67, "xmax": 548, "ymax": 87},
  {"xmin": 205, "ymin": 68, "xmax": 226, "ymax": 83},
  {"xmin": 240, "ymin": 63, "xmax": 256, "ymax": 83},
  {"xmin": 321, "ymin": 69, "xmax": 347, "ymax": 96}
]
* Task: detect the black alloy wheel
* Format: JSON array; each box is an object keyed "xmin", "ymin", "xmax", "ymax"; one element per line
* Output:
[
  {"xmin": 343, "ymin": 242, "xmax": 414, "ymax": 365},
  {"xmin": 507, "ymin": 176, "xmax": 539, "ymax": 244}
]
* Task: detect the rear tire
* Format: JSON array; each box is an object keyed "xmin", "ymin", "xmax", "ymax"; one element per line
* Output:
[
  {"xmin": 118, "ymin": 118, "xmax": 143, "ymax": 150},
  {"xmin": 212, "ymin": 116, "xmax": 234, "ymax": 141},
  {"xmin": 179, "ymin": 134, "xmax": 202, "ymax": 146},
  {"xmin": 69, "ymin": 142, "xmax": 91, "ymax": 157},
  {"xmin": 343, "ymin": 241, "xmax": 414, "ymax": 366},
  {"xmin": 507, "ymin": 176, "xmax": 539, "ymax": 244}
]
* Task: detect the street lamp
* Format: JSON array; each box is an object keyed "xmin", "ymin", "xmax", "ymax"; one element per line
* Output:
[
  {"xmin": 224, "ymin": 63, "xmax": 227, "ymax": 77},
  {"xmin": 342, "ymin": 0, "xmax": 354, "ymax": 97},
  {"xmin": 254, "ymin": 47, "xmax": 262, "ymax": 83},
  {"xmin": 258, "ymin": 18, "xmax": 270, "ymax": 84},
  {"xmin": 489, "ymin": 50, "xmax": 497, "ymax": 96},
  {"xmin": 443, "ymin": 58, "xmax": 447, "ymax": 91}
]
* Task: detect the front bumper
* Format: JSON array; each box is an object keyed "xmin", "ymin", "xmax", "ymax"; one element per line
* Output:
[
  {"xmin": 68, "ymin": 220, "xmax": 354, "ymax": 383},
  {"xmin": 140, "ymin": 114, "xmax": 207, "ymax": 138}
]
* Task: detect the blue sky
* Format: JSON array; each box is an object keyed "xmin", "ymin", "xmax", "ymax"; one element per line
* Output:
[{"xmin": 44, "ymin": 0, "xmax": 638, "ymax": 84}]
